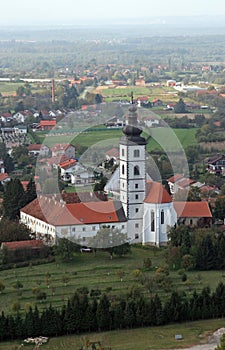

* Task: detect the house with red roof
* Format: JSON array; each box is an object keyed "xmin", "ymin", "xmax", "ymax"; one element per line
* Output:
[
  {"xmin": 174, "ymin": 201, "xmax": 212, "ymax": 227},
  {"xmin": 51, "ymin": 143, "xmax": 75, "ymax": 159},
  {"xmin": 27, "ymin": 144, "xmax": 50, "ymax": 157},
  {"xmin": 167, "ymin": 174, "xmax": 196, "ymax": 195},
  {"xmin": 0, "ymin": 173, "xmax": 10, "ymax": 185},
  {"xmin": 38, "ymin": 120, "xmax": 56, "ymax": 131}
]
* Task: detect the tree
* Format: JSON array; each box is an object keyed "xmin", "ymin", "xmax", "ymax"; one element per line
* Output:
[
  {"xmin": 53, "ymin": 238, "xmax": 80, "ymax": 261},
  {"xmin": 24, "ymin": 178, "xmax": 37, "ymax": 205},
  {"xmin": 2, "ymin": 179, "xmax": 26, "ymax": 220},
  {"xmin": 195, "ymin": 234, "xmax": 215, "ymax": 270},
  {"xmin": 174, "ymin": 98, "xmax": 186, "ymax": 113},
  {"xmin": 0, "ymin": 219, "xmax": 31, "ymax": 244},
  {"xmin": 89, "ymin": 226, "xmax": 130, "ymax": 259},
  {"xmin": 214, "ymin": 197, "xmax": 225, "ymax": 220}
]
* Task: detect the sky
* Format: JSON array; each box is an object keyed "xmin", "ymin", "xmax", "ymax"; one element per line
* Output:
[{"xmin": 2, "ymin": 0, "xmax": 225, "ymax": 25}]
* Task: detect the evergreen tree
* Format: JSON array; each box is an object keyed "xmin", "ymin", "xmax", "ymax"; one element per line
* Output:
[
  {"xmin": 174, "ymin": 98, "xmax": 186, "ymax": 113},
  {"xmin": 24, "ymin": 178, "xmax": 37, "ymax": 205},
  {"xmin": 2, "ymin": 178, "xmax": 26, "ymax": 220},
  {"xmin": 195, "ymin": 234, "xmax": 215, "ymax": 270},
  {"xmin": 96, "ymin": 294, "xmax": 111, "ymax": 331}
]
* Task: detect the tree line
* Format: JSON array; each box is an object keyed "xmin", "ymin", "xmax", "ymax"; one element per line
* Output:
[
  {"xmin": 166, "ymin": 225, "xmax": 225, "ymax": 271},
  {"xmin": 1, "ymin": 281, "xmax": 225, "ymax": 341}
]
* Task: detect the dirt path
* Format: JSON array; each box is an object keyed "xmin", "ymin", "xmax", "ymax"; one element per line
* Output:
[{"xmin": 171, "ymin": 328, "xmax": 225, "ymax": 350}]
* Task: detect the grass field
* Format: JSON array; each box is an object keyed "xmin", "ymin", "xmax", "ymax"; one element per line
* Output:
[
  {"xmin": 1, "ymin": 246, "xmax": 225, "ymax": 317},
  {"xmin": 37, "ymin": 127, "xmax": 197, "ymax": 154},
  {"xmin": 1, "ymin": 318, "xmax": 225, "ymax": 349},
  {"xmin": 0, "ymin": 82, "xmax": 23, "ymax": 95}
]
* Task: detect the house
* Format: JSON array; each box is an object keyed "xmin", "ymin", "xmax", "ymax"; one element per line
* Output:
[
  {"xmin": 152, "ymin": 99, "xmax": 163, "ymax": 107},
  {"xmin": 144, "ymin": 117, "xmax": 160, "ymax": 128},
  {"xmin": 51, "ymin": 143, "xmax": 75, "ymax": 159},
  {"xmin": 70, "ymin": 166, "xmax": 94, "ymax": 185},
  {"xmin": 38, "ymin": 120, "xmax": 56, "ymax": 131},
  {"xmin": 0, "ymin": 173, "xmax": 10, "ymax": 185},
  {"xmin": 59, "ymin": 159, "xmax": 77, "ymax": 181},
  {"xmin": 174, "ymin": 201, "xmax": 212, "ymax": 228},
  {"xmin": 27, "ymin": 144, "xmax": 50, "ymax": 157},
  {"xmin": 167, "ymin": 80, "xmax": 176, "ymax": 87},
  {"xmin": 167, "ymin": 174, "xmax": 195, "ymax": 195},
  {"xmin": 135, "ymin": 79, "xmax": 146, "ymax": 87},
  {"xmin": 14, "ymin": 125, "xmax": 27, "ymax": 135},
  {"xmin": 206, "ymin": 154, "xmax": 225, "ymax": 176},
  {"xmin": 105, "ymin": 148, "xmax": 119, "ymax": 164}
]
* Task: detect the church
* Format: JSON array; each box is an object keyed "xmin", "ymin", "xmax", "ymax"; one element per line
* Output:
[{"xmin": 20, "ymin": 104, "xmax": 212, "ymax": 247}]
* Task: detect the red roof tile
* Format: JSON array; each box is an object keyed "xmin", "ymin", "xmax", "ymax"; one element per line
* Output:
[
  {"xmin": 167, "ymin": 174, "xmax": 183, "ymax": 183},
  {"xmin": 40, "ymin": 120, "xmax": 56, "ymax": 126},
  {"xmin": 27, "ymin": 144, "xmax": 42, "ymax": 151},
  {"xmin": 21, "ymin": 197, "xmax": 126, "ymax": 226},
  {"xmin": 145, "ymin": 181, "xmax": 172, "ymax": 204},
  {"xmin": 59, "ymin": 159, "xmax": 76, "ymax": 170},
  {"xmin": 1, "ymin": 240, "xmax": 44, "ymax": 250},
  {"xmin": 0, "ymin": 173, "xmax": 10, "ymax": 182},
  {"xmin": 174, "ymin": 201, "xmax": 212, "ymax": 218}
]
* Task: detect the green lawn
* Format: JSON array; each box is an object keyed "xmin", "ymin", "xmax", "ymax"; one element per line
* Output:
[
  {"xmin": 1, "ymin": 318, "xmax": 225, "ymax": 349},
  {"xmin": 146, "ymin": 128, "xmax": 198, "ymax": 152}
]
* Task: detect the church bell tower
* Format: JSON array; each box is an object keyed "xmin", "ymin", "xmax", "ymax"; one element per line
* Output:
[{"xmin": 119, "ymin": 100, "xmax": 147, "ymax": 242}]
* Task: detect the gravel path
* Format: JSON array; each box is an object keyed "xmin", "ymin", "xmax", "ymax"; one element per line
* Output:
[{"xmin": 171, "ymin": 328, "xmax": 225, "ymax": 350}]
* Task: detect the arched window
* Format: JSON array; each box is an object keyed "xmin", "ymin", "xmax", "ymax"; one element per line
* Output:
[
  {"xmin": 134, "ymin": 165, "xmax": 140, "ymax": 175},
  {"xmin": 161, "ymin": 210, "xmax": 164, "ymax": 224},
  {"xmin": 122, "ymin": 164, "xmax": 125, "ymax": 174},
  {"xmin": 134, "ymin": 149, "xmax": 140, "ymax": 157}
]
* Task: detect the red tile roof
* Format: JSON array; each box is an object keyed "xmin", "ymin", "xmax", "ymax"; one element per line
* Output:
[
  {"xmin": 106, "ymin": 148, "xmax": 119, "ymax": 158},
  {"xmin": 0, "ymin": 173, "xmax": 10, "ymax": 182},
  {"xmin": 27, "ymin": 144, "xmax": 42, "ymax": 151},
  {"xmin": 21, "ymin": 197, "xmax": 126, "ymax": 226},
  {"xmin": 51, "ymin": 143, "xmax": 73, "ymax": 152},
  {"xmin": 1, "ymin": 240, "xmax": 44, "ymax": 250},
  {"xmin": 59, "ymin": 159, "xmax": 76, "ymax": 170},
  {"xmin": 145, "ymin": 181, "xmax": 172, "ymax": 204},
  {"xmin": 40, "ymin": 120, "xmax": 56, "ymax": 126},
  {"xmin": 174, "ymin": 201, "xmax": 212, "ymax": 218},
  {"xmin": 167, "ymin": 174, "xmax": 183, "ymax": 183},
  {"xmin": 177, "ymin": 178, "xmax": 195, "ymax": 188}
]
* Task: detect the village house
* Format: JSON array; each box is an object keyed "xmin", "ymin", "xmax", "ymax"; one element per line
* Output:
[
  {"xmin": 37, "ymin": 120, "xmax": 56, "ymax": 131},
  {"xmin": 0, "ymin": 172, "xmax": 10, "ymax": 185},
  {"xmin": 51, "ymin": 143, "xmax": 75, "ymax": 159},
  {"xmin": 174, "ymin": 201, "xmax": 212, "ymax": 228},
  {"xmin": 27, "ymin": 144, "xmax": 50, "ymax": 157},
  {"xmin": 206, "ymin": 154, "xmax": 225, "ymax": 176}
]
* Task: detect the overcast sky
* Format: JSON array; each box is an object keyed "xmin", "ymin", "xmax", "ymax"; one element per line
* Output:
[{"xmin": 2, "ymin": 0, "xmax": 225, "ymax": 25}]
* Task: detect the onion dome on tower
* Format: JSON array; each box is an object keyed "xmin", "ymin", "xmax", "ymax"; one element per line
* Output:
[{"xmin": 121, "ymin": 98, "xmax": 146, "ymax": 146}]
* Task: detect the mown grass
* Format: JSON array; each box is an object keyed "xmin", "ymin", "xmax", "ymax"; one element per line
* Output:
[{"xmin": 1, "ymin": 318, "xmax": 225, "ymax": 350}]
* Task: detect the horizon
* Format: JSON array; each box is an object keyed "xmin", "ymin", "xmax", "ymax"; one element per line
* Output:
[{"xmin": 2, "ymin": 0, "xmax": 225, "ymax": 26}]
